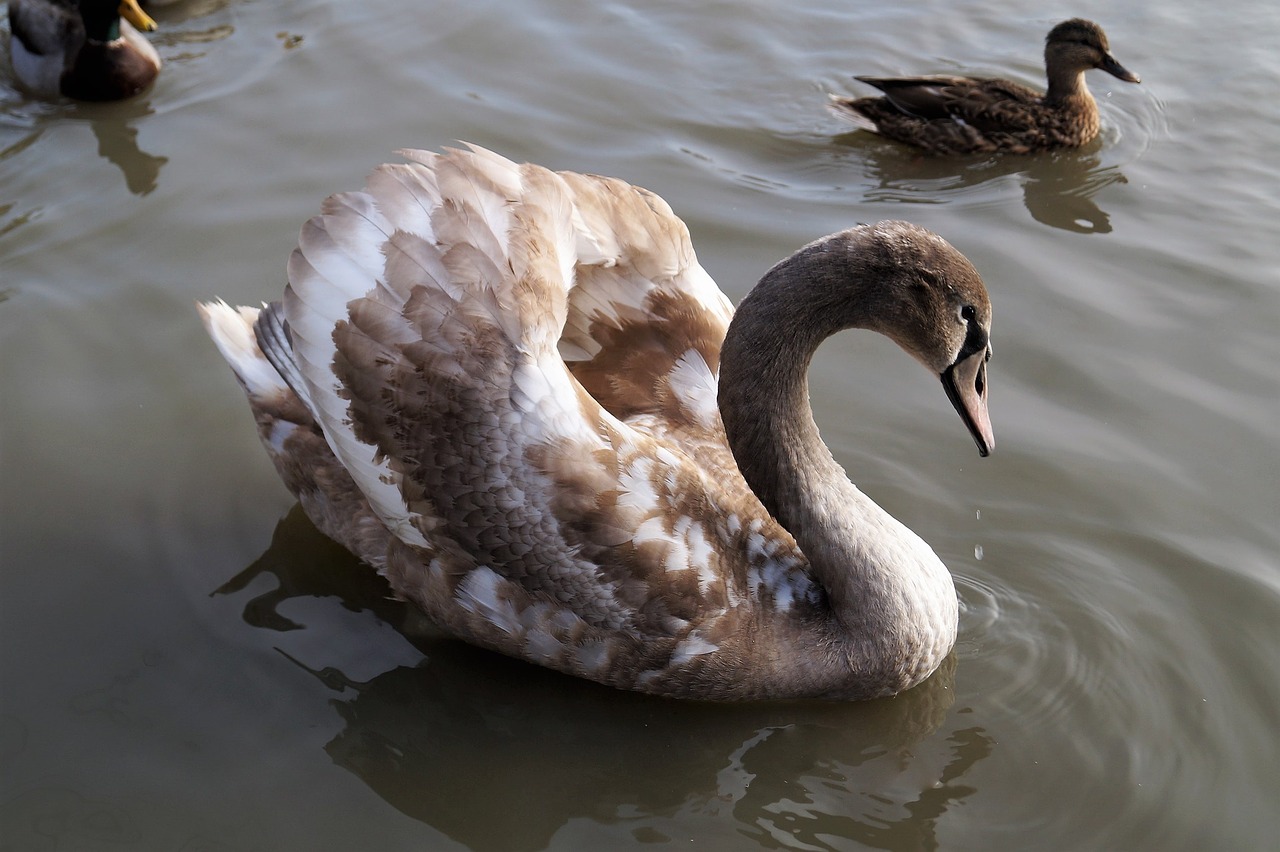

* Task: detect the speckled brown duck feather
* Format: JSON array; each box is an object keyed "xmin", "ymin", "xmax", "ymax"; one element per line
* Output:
[
  {"xmin": 200, "ymin": 145, "xmax": 996, "ymax": 701},
  {"xmin": 830, "ymin": 19, "xmax": 1140, "ymax": 154}
]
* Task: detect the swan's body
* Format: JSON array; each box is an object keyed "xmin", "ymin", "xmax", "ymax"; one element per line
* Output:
[
  {"xmin": 830, "ymin": 18, "xmax": 1140, "ymax": 154},
  {"xmin": 201, "ymin": 145, "xmax": 994, "ymax": 700},
  {"xmin": 8, "ymin": 0, "xmax": 160, "ymax": 101}
]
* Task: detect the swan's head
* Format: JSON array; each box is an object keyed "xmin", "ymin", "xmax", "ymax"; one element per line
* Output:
[
  {"xmin": 726, "ymin": 221, "xmax": 994, "ymax": 456},
  {"xmin": 838, "ymin": 222, "xmax": 995, "ymax": 457}
]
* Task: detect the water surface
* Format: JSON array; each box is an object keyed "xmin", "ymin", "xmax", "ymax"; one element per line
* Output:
[{"xmin": 2, "ymin": 0, "xmax": 1278, "ymax": 849}]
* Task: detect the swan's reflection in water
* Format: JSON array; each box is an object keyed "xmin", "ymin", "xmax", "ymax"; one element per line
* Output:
[
  {"xmin": 836, "ymin": 133, "xmax": 1126, "ymax": 234},
  {"xmin": 220, "ymin": 506, "xmax": 993, "ymax": 851}
]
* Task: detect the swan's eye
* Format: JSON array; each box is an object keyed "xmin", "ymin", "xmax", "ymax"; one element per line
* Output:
[{"xmin": 960, "ymin": 305, "xmax": 976, "ymax": 322}]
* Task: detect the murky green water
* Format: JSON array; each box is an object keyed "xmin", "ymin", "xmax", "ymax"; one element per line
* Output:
[{"xmin": 3, "ymin": 0, "xmax": 1278, "ymax": 849}]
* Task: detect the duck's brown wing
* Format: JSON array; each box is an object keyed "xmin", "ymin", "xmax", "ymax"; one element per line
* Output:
[
  {"xmin": 852, "ymin": 75, "xmax": 979, "ymax": 120},
  {"xmin": 943, "ymin": 78, "xmax": 1045, "ymax": 134},
  {"xmin": 855, "ymin": 75, "xmax": 1044, "ymax": 131}
]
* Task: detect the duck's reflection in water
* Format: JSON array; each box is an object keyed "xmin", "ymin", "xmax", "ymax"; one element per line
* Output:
[
  {"xmin": 72, "ymin": 100, "xmax": 168, "ymax": 196},
  {"xmin": 220, "ymin": 506, "xmax": 993, "ymax": 851},
  {"xmin": 1020, "ymin": 152, "xmax": 1126, "ymax": 234},
  {"xmin": 837, "ymin": 133, "xmax": 1125, "ymax": 235}
]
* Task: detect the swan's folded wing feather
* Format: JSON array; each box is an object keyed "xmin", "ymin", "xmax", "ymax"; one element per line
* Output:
[
  {"xmin": 554, "ymin": 170, "xmax": 732, "ymax": 432},
  {"xmin": 277, "ymin": 146, "xmax": 811, "ymax": 645}
]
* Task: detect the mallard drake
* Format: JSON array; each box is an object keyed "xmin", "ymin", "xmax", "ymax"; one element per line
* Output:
[
  {"xmin": 830, "ymin": 18, "xmax": 1140, "ymax": 154},
  {"xmin": 200, "ymin": 145, "xmax": 995, "ymax": 701},
  {"xmin": 8, "ymin": 0, "xmax": 160, "ymax": 101}
]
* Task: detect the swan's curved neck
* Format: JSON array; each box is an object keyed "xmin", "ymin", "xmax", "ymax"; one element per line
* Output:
[
  {"xmin": 718, "ymin": 239, "xmax": 892, "ymax": 533},
  {"xmin": 717, "ymin": 238, "xmax": 957, "ymax": 688}
]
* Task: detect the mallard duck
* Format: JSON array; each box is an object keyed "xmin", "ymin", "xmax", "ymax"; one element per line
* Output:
[
  {"xmin": 8, "ymin": 0, "xmax": 160, "ymax": 101},
  {"xmin": 200, "ymin": 145, "xmax": 995, "ymax": 701},
  {"xmin": 830, "ymin": 18, "xmax": 1140, "ymax": 154}
]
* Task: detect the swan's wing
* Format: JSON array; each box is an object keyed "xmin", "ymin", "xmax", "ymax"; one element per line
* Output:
[
  {"xmin": 278, "ymin": 146, "xmax": 804, "ymax": 647},
  {"xmin": 554, "ymin": 169, "xmax": 733, "ymax": 435},
  {"xmin": 283, "ymin": 145, "xmax": 575, "ymax": 552}
]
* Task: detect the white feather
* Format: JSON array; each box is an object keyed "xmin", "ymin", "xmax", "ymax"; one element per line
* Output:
[
  {"xmin": 456, "ymin": 566, "xmax": 521, "ymax": 636},
  {"xmin": 197, "ymin": 301, "xmax": 287, "ymax": 399},
  {"xmin": 667, "ymin": 349, "xmax": 720, "ymax": 429}
]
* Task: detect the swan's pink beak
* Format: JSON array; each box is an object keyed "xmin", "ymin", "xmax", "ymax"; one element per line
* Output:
[{"xmin": 942, "ymin": 347, "xmax": 993, "ymax": 456}]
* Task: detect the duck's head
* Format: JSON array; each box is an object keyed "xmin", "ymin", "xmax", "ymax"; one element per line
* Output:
[
  {"xmin": 1045, "ymin": 18, "xmax": 1140, "ymax": 83},
  {"xmin": 77, "ymin": 0, "xmax": 155, "ymax": 42},
  {"xmin": 839, "ymin": 222, "xmax": 994, "ymax": 457}
]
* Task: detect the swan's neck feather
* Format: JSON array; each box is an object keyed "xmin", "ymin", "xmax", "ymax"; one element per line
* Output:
[{"xmin": 718, "ymin": 229, "xmax": 958, "ymax": 693}]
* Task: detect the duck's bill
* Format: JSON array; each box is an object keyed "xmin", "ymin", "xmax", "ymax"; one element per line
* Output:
[
  {"xmin": 1100, "ymin": 54, "xmax": 1141, "ymax": 84},
  {"xmin": 942, "ymin": 349, "xmax": 993, "ymax": 457},
  {"xmin": 120, "ymin": 0, "xmax": 158, "ymax": 32}
]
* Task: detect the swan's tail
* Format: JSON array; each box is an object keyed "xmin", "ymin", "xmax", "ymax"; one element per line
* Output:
[
  {"xmin": 199, "ymin": 301, "xmax": 291, "ymax": 403},
  {"xmin": 198, "ymin": 300, "xmax": 392, "ymax": 567},
  {"xmin": 199, "ymin": 297, "xmax": 324, "ymax": 471}
]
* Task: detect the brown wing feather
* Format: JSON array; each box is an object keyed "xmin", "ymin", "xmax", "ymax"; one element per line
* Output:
[
  {"xmin": 944, "ymin": 78, "xmax": 1044, "ymax": 133},
  {"xmin": 854, "ymin": 75, "xmax": 974, "ymax": 120}
]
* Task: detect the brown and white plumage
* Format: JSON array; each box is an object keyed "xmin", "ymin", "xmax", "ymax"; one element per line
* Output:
[
  {"xmin": 830, "ymin": 18, "xmax": 1140, "ymax": 154},
  {"xmin": 201, "ymin": 145, "xmax": 995, "ymax": 700}
]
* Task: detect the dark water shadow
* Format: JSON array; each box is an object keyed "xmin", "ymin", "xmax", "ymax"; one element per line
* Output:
[
  {"xmin": 0, "ymin": 98, "xmax": 167, "ymax": 197},
  {"xmin": 70, "ymin": 100, "xmax": 169, "ymax": 196},
  {"xmin": 218, "ymin": 506, "xmax": 994, "ymax": 851},
  {"xmin": 834, "ymin": 133, "xmax": 1126, "ymax": 234}
]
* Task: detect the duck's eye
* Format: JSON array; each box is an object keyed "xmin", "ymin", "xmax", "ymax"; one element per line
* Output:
[{"xmin": 960, "ymin": 305, "xmax": 976, "ymax": 322}]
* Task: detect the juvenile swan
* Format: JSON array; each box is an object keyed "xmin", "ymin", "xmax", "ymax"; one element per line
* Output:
[{"xmin": 200, "ymin": 145, "xmax": 994, "ymax": 700}]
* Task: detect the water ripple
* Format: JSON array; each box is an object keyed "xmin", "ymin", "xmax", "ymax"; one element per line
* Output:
[{"xmin": 1096, "ymin": 82, "xmax": 1170, "ymax": 166}]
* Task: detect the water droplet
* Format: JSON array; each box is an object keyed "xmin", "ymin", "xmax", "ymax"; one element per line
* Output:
[{"xmin": 974, "ymin": 544, "xmax": 984, "ymax": 561}]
